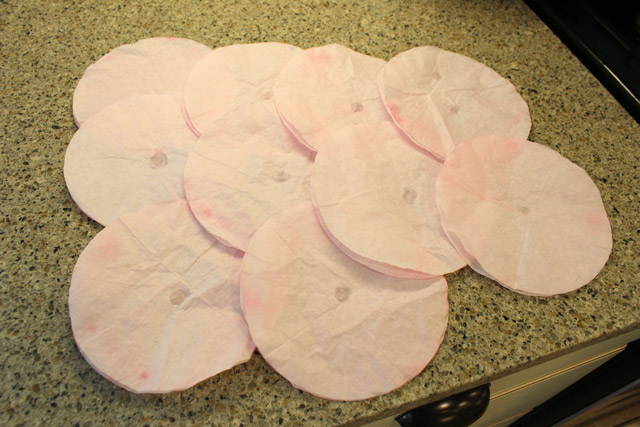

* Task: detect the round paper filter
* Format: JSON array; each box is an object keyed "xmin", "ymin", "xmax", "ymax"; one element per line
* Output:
[
  {"xmin": 69, "ymin": 200, "xmax": 254, "ymax": 393},
  {"xmin": 241, "ymin": 203, "xmax": 448, "ymax": 401},
  {"xmin": 64, "ymin": 92, "xmax": 197, "ymax": 226},
  {"xmin": 312, "ymin": 121, "xmax": 467, "ymax": 278},
  {"xmin": 380, "ymin": 46, "xmax": 531, "ymax": 160},
  {"xmin": 273, "ymin": 44, "xmax": 391, "ymax": 151},
  {"xmin": 436, "ymin": 136, "xmax": 612, "ymax": 296},
  {"xmin": 73, "ymin": 37, "xmax": 211, "ymax": 126},
  {"xmin": 184, "ymin": 102, "xmax": 315, "ymax": 251},
  {"xmin": 183, "ymin": 42, "xmax": 302, "ymax": 136}
]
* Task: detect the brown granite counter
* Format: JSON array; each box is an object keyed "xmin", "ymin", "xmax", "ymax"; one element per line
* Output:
[{"xmin": 1, "ymin": 0, "xmax": 639, "ymax": 425}]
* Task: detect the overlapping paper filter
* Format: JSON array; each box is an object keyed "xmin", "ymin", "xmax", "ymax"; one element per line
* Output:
[
  {"xmin": 183, "ymin": 96, "xmax": 314, "ymax": 252},
  {"xmin": 68, "ymin": 200, "xmax": 254, "ymax": 393},
  {"xmin": 66, "ymin": 38, "xmax": 613, "ymax": 398},
  {"xmin": 241, "ymin": 203, "xmax": 449, "ymax": 400},
  {"xmin": 436, "ymin": 136, "xmax": 612, "ymax": 296},
  {"xmin": 73, "ymin": 37, "xmax": 211, "ymax": 127},
  {"xmin": 312, "ymin": 121, "xmax": 467, "ymax": 278},
  {"xmin": 379, "ymin": 46, "xmax": 531, "ymax": 160},
  {"xmin": 64, "ymin": 92, "xmax": 197, "ymax": 226},
  {"xmin": 182, "ymin": 42, "xmax": 302, "ymax": 136},
  {"xmin": 273, "ymin": 44, "xmax": 392, "ymax": 151}
]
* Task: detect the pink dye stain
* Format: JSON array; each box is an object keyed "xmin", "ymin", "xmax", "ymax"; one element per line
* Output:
[
  {"xmin": 308, "ymin": 50, "xmax": 332, "ymax": 65},
  {"xmin": 164, "ymin": 37, "xmax": 178, "ymax": 41},
  {"xmin": 586, "ymin": 208, "xmax": 609, "ymax": 232},
  {"xmin": 140, "ymin": 371, "xmax": 149, "ymax": 380},
  {"xmin": 497, "ymin": 138, "xmax": 527, "ymax": 162},
  {"xmin": 216, "ymin": 214, "xmax": 236, "ymax": 229},
  {"xmin": 87, "ymin": 324, "xmax": 97, "ymax": 333},
  {"xmin": 98, "ymin": 240, "xmax": 120, "ymax": 259},
  {"xmin": 199, "ymin": 207, "xmax": 213, "ymax": 218},
  {"xmin": 512, "ymin": 113, "xmax": 522, "ymax": 125},
  {"xmin": 183, "ymin": 177, "xmax": 192, "ymax": 193},
  {"xmin": 242, "ymin": 290, "xmax": 258, "ymax": 312},
  {"xmin": 387, "ymin": 102, "xmax": 403, "ymax": 124}
]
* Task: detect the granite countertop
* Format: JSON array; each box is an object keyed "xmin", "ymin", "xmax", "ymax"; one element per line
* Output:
[{"xmin": 1, "ymin": 0, "xmax": 639, "ymax": 425}]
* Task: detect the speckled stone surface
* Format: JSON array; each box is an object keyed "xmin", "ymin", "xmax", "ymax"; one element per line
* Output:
[{"xmin": 1, "ymin": 0, "xmax": 638, "ymax": 425}]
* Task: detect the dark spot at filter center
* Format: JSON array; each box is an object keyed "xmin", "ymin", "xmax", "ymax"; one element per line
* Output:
[
  {"xmin": 170, "ymin": 289, "xmax": 188, "ymax": 306},
  {"xmin": 433, "ymin": 71, "xmax": 442, "ymax": 80},
  {"xmin": 261, "ymin": 91, "xmax": 273, "ymax": 100},
  {"xmin": 519, "ymin": 206, "xmax": 531, "ymax": 214},
  {"xmin": 335, "ymin": 286, "xmax": 349, "ymax": 302},
  {"xmin": 403, "ymin": 188, "xmax": 417, "ymax": 204},
  {"xmin": 351, "ymin": 101, "xmax": 363, "ymax": 112},
  {"xmin": 150, "ymin": 148, "xmax": 168, "ymax": 168}
]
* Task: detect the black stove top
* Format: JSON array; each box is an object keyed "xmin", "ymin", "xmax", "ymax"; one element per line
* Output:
[{"xmin": 525, "ymin": 0, "xmax": 640, "ymax": 123}]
